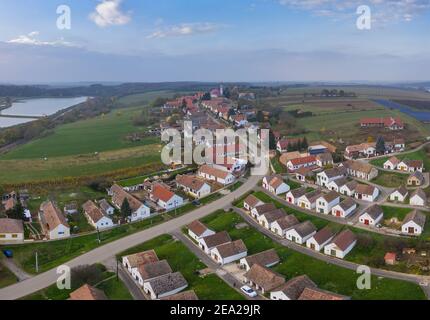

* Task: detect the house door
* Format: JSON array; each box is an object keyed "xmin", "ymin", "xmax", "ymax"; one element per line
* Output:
[
  {"xmin": 357, "ymin": 194, "xmax": 362, "ymax": 200},
  {"xmin": 331, "ymin": 250, "xmax": 336, "ymax": 256},
  {"xmin": 364, "ymin": 220, "xmax": 370, "ymax": 226},
  {"xmin": 408, "ymin": 227, "xmax": 415, "ymax": 234},
  {"xmin": 336, "ymin": 211, "xmax": 342, "ymax": 217},
  {"xmin": 310, "ymin": 243, "xmax": 315, "ymax": 250},
  {"xmin": 292, "ymin": 236, "xmax": 296, "ymax": 242},
  {"xmin": 301, "ymin": 203, "xmax": 306, "ymax": 208},
  {"xmin": 288, "ymin": 197, "xmax": 293, "ymax": 203}
]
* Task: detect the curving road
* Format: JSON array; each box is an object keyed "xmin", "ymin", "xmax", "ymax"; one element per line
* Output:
[{"xmin": 0, "ymin": 174, "xmax": 262, "ymax": 300}]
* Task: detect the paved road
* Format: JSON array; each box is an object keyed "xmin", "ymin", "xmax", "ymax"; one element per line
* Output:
[
  {"xmin": 232, "ymin": 207, "xmax": 430, "ymax": 295},
  {"xmin": 0, "ymin": 174, "xmax": 262, "ymax": 300}
]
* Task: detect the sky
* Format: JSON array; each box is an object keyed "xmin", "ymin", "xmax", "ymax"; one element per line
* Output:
[{"xmin": 0, "ymin": 0, "xmax": 430, "ymax": 83}]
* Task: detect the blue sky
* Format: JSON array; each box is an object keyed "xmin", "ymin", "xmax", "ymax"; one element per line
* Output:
[{"xmin": 1, "ymin": 0, "xmax": 430, "ymax": 83}]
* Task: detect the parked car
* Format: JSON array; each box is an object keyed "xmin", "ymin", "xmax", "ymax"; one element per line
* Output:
[
  {"xmin": 241, "ymin": 285, "xmax": 257, "ymax": 298},
  {"xmin": 2, "ymin": 250, "xmax": 13, "ymax": 258}
]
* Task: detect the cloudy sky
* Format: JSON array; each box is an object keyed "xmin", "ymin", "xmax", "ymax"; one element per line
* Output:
[{"xmin": 0, "ymin": 0, "xmax": 430, "ymax": 83}]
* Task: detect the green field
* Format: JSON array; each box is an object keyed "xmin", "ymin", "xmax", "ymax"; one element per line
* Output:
[
  {"xmin": 0, "ymin": 264, "xmax": 17, "ymax": 289},
  {"xmin": 372, "ymin": 171, "xmax": 408, "ymax": 188},
  {"xmin": 201, "ymin": 210, "xmax": 425, "ymax": 300},
  {"xmin": 117, "ymin": 234, "xmax": 244, "ymax": 300}
]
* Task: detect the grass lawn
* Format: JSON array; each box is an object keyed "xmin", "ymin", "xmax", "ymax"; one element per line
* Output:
[
  {"xmin": 271, "ymin": 155, "xmax": 287, "ymax": 174},
  {"xmin": 372, "ymin": 171, "xmax": 408, "ymax": 188},
  {"xmin": 0, "ymin": 264, "xmax": 18, "ymax": 289},
  {"xmin": 117, "ymin": 234, "xmax": 244, "ymax": 300},
  {"xmin": 201, "ymin": 210, "xmax": 425, "ymax": 300}
]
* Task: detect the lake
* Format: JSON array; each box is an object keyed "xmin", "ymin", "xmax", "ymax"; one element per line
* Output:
[
  {"xmin": 0, "ymin": 97, "xmax": 87, "ymax": 128},
  {"xmin": 373, "ymin": 99, "xmax": 430, "ymax": 122}
]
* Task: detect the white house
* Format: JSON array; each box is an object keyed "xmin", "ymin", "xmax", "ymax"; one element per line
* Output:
[
  {"xmin": 210, "ymin": 240, "xmax": 248, "ymax": 265},
  {"xmin": 151, "ymin": 184, "xmax": 184, "ymax": 211},
  {"xmin": 355, "ymin": 184, "xmax": 379, "ymax": 202},
  {"xmin": 262, "ymin": 175, "xmax": 290, "ymax": 195},
  {"xmin": 99, "ymin": 199, "xmax": 115, "ymax": 216},
  {"xmin": 316, "ymin": 153, "xmax": 333, "ymax": 167},
  {"xmin": 331, "ymin": 198, "xmax": 357, "ymax": 218},
  {"xmin": 285, "ymin": 221, "xmax": 317, "ymax": 244},
  {"xmin": 324, "ymin": 230, "xmax": 357, "ymax": 259},
  {"xmin": 243, "ymin": 195, "xmax": 264, "ymax": 211},
  {"xmin": 287, "ymin": 156, "xmax": 317, "ymax": 171},
  {"xmin": 410, "ymin": 189, "xmax": 427, "ymax": 207},
  {"xmin": 198, "ymin": 165, "xmax": 236, "ymax": 186},
  {"xmin": 402, "ymin": 210, "xmax": 426, "ymax": 236},
  {"xmin": 198, "ymin": 231, "xmax": 231, "ymax": 254},
  {"xmin": 297, "ymin": 191, "xmax": 323, "ymax": 210},
  {"xmin": 306, "ymin": 227, "xmax": 334, "ymax": 252},
  {"xmin": 316, "ymin": 168, "xmax": 346, "ymax": 188},
  {"xmin": 339, "ymin": 181, "xmax": 358, "ymax": 197},
  {"xmin": 110, "ymin": 184, "xmax": 151, "ymax": 222},
  {"xmin": 39, "ymin": 201, "xmax": 70, "ymax": 240},
  {"xmin": 250, "ymin": 203, "xmax": 276, "ymax": 220},
  {"xmin": 176, "ymin": 175, "xmax": 211, "ymax": 199},
  {"xmin": 270, "ymin": 215, "xmax": 299, "ymax": 237},
  {"xmin": 132, "ymin": 260, "xmax": 172, "ymax": 287},
  {"xmin": 122, "ymin": 250, "xmax": 159, "ymax": 274},
  {"xmin": 397, "ymin": 160, "xmax": 424, "ymax": 173},
  {"xmin": 82, "ymin": 200, "xmax": 114, "ymax": 230},
  {"xmin": 143, "ymin": 272, "xmax": 188, "ymax": 300},
  {"xmin": 285, "ymin": 188, "xmax": 307, "ymax": 205},
  {"xmin": 390, "ymin": 187, "xmax": 409, "ymax": 203},
  {"xmin": 187, "ymin": 220, "xmax": 215, "ymax": 242},
  {"xmin": 0, "ymin": 218, "xmax": 24, "ymax": 243},
  {"xmin": 239, "ymin": 249, "xmax": 280, "ymax": 271},
  {"xmin": 316, "ymin": 191, "xmax": 340, "ymax": 215},
  {"xmin": 257, "ymin": 209, "xmax": 286, "ymax": 230},
  {"xmin": 359, "ymin": 205, "xmax": 383, "ymax": 226},
  {"xmin": 384, "ymin": 157, "xmax": 400, "ymax": 170},
  {"xmin": 270, "ymin": 275, "xmax": 316, "ymax": 301},
  {"xmin": 342, "ymin": 161, "xmax": 379, "ymax": 181},
  {"xmin": 327, "ymin": 178, "xmax": 348, "ymax": 193}
]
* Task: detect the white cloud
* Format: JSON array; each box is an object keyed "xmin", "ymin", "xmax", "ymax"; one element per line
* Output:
[
  {"xmin": 7, "ymin": 31, "xmax": 77, "ymax": 47},
  {"xmin": 90, "ymin": 0, "xmax": 131, "ymax": 27},
  {"xmin": 147, "ymin": 23, "xmax": 221, "ymax": 39}
]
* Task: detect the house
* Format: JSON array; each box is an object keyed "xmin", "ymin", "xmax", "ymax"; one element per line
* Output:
[
  {"xmin": 187, "ymin": 220, "xmax": 215, "ymax": 242},
  {"xmin": 285, "ymin": 188, "xmax": 307, "ymax": 205},
  {"xmin": 199, "ymin": 231, "xmax": 231, "ymax": 254},
  {"xmin": 63, "ymin": 202, "xmax": 78, "ymax": 215},
  {"xmin": 297, "ymin": 190, "xmax": 323, "ymax": 210},
  {"xmin": 339, "ymin": 181, "xmax": 358, "ymax": 197},
  {"xmin": 143, "ymin": 272, "xmax": 188, "ymax": 300},
  {"xmin": 327, "ymin": 177, "xmax": 348, "ymax": 193},
  {"xmin": 342, "ymin": 161, "xmax": 378, "ymax": 181},
  {"xmin": 285, "ymin": 221, "xmax": 317, "ymax": 244},
  {"xmin": 287, "ymin": 156, "xmax": 317, "ymax": 171},
  {"xmin": 331, "ymin": 198, "xmax": 357, "ymax": 218},
  {"xmin": 270, "ymin": 215, "xmax": 300, "ymax": 237},
  {"xmin": 0, "ymin": 218, "xmax": 24, "ymax": 243},
  {"xmin": 410, "ymin": 189, "xmax": 427, "ymax": 207},
  {"xmin": 262, "ymin": 175, "xmax": 290, "ymax": 195},
  {"xmin": 316, "ymin": 191, "xmax": 340, "ymax": 215},
  {"xmin": 384, "ymin": 157, "xmax": 401, "ymax": 170},
  {"xmin": 408, "ymin": 171, "xmax": 425, "ymax": 187},
  {"xmin": 250, "ymin": 203, "xmax": 277, "ymax": 220},
  {"xmin": 258, "ymin": 209, "xmax": 286, "ymax": 230},
  {"xmin": 387, "ymin": 138, "xmax": 406, "ymax": 152},
  {"xmin": 324, "ymin": 230, "xmax": 357, "ymax": 259},
  {"xmin": 244, "ymin": 264, "xmax": 285, "ymax": 294},
  {"xmin": 270, "ymin": 275, "xmax": 316, "ymax": 300},
  {"xmin": 344, "ymin": 143, "xmax": 376, "ymax": 160},
  {"xmin": 39, "ymin": 201, "xmax": 70, "ymax": 240},
  {"xmin": 176, "ymin": 175, "xmax": 211, "ymax": 198},
  {"xmin": 384, "ymin": 252, "xmax": 397, "ymax": 266},
  {"xmin": 316, "ymin": 153, "xmax": 333, "ymax": 167},
  {"xmin": 402, "ymin": 210, "xmax": 426, "ymax": 236},
  {"xmin": 150, "ymin": 184, "xmax": 184, "ymax": 211},
  {"xmin": 99, "ymin": 199, "xmax": 114, "ymax": 215},
  {"xmin": 298, "ymin": 287, "xmax": 350, "ymax": 300},
  {"xmin": 243, "ymin": 195, "xmax": 264, "ymax": 211},
  {"xmin": 359, "ymin": 205, "xmax": 384, "ymax": 226},
  {"xmin": 317, "ymin": 168, "xmax": 346, "ymax": 188},
  {"xmin": 160, "ymin": 290, "xmax": 199, "ymax": 301},
  {"xmin": 240, "ymin": 249, "xmax": 280, "ymax": 271},
  {"xmin": 132, "ymin": 260, "xmax": 173, "ymax": 287},
  {"xmin": 360, "ymin": 117, "xmax": 404, "ymax": 130},
  {"xmin": 69, "ymin": 284, "xmax": 107, "ymax": 301},
  {"xmin": 295, "ymin": 167, "xmax": 316, "ymax": 183},
  {"xmin": 210, "ymin": 240, "xmax": 248, "ymax": 265},
  {"xmin": 122, "ymin": 250, "xmax": 159, "ymax": 273},
  {"xmin": 390, "ymin": 187, "xmax": 409, "ymax": 202},
  {"xmin": 397, "ymin": 160, "xmax": 424, "ymax": 173},
  {"xmin": 306, "ymin": 227, "xmax": 335, "ymax": 252},
  {"xmin": 355, "ymin": 184, "xmax": 380, "ymax": 202},
  {"xmin": 198, "ymin": 165, "xmax": 236, "ymax": 186},
  {"xmin": 110, "ymin": 184, "xmax": 151, "ymax": 222},
  {"xmin": 82, "ymin": 200, "xmax": 114, "ymax": 230},
  {"xmin": 3, "ymin": 197, "xmax": 16, "ymax": 212},
  {"xmin": 276, "ymin": 140, "xmax": 290, "ymax": 153}
]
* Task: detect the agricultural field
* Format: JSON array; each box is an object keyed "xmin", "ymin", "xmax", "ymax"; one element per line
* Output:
[
  {"xmin": 201, "ymin": 210, "xmax": 425, "ymax": 300},
  {"xmin": 117, "ymin": 234, "xmax": 244, "ymax": 300}
]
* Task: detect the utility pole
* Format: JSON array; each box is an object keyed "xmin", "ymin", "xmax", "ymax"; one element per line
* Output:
[
  {"xmin": 35, "ymin": 251, "xmax": 39, "ymax": 274},
  {"xmin": 116, "ymin": 259, "xmax": 119, "ymax": 280},
  {"xmin": 97, "ymin": 227, "xmax": 101, "ymax": 244}
]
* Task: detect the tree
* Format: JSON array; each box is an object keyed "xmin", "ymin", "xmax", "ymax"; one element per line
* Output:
[
  {"xmin": 121, "ymin": 198, "xmax": 132, "ymax": 219},
  {"xmin": 301, "ymin": 137, "xmax": 309, "ymax": 150},
  {"xmin": 269, "ymin": 131, "xmax": 277, "ymax": 150},
  {"xmin": 202, "ymin": 92, "xmax": 211, "ymax": 101},
  {"xmin": 376, "ymin": 136, "xmax": 386, "ymax": 155},
  {"xmin": 71, "ymin": 265, "xmax": 105, "ymax": 290},
  {"xmin": 7, "ymin": 201, "xmax": 24, "ymax": 220},
  {"xmin": 256, "ymin": 110, "xmax": 265, "ymax": 123}
]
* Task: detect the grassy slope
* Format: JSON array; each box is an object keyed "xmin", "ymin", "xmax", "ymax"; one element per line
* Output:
[
  {"xmin": 0, "ymin": 264, "xmax": 17, "ymax": 289},
  {"xmin": 201, "ymin": 210, "xmax": 425, "ymax": 300}
]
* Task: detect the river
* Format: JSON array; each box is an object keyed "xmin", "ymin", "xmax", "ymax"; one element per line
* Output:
[{"xmin": 373, "ymin": 99, "xmax": 430, "ymax": 122}]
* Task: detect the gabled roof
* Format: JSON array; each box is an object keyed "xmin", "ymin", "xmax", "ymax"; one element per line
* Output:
[
  {"xmin": 337, "ymin": 198, "xmax": 356, "ymax": 211},
  {"xmin": 188, "ymin": 220, "xmax": 211, "ymax": 237},
  {"xmin": 147, "ymin": 272, "xmax": 188, "ymax": 295},
  {"xmin": 343, "ymin": 160, "xmax": 376, "ymax": 175},
  {"xmin": 393, "ymin": 186, "xmax": 408, "ymax": 197},
  {"xmin": 385, "ymin": 156, "xmax": 400, "ymax": 166},
  {"xmin": 404, "ymin": 160, "xmax": 424, "ymax": 169},
  {"xmin": 274, "ymin": 275, "xmax": 316, "ymax": 300},
  {"xmin": 124, "ymin": 250, "xmax": 159, "ymax": 269},
  {"xmin": 199, "ymin": 165, "xmax": 231, "ymax": 180},
  {"xmin": 298, "ymin": 287, "xmax": 350, "ymax": 300},
  {"xmin": 302, "ymin": 190, "xmax": 323, "ymax": 203},
  {"xmin": 320, "ymin": 191, "xmax": 340, "ymax": 203},
  {"xmin": 355, "ymin": 184, "xmax": 377, "ymax": 196},
  {"xmin": 253, "ymin": 203, "xmax": 277, "ymax": 215},
  {"xmin": 99, "ymin": 199, "xmax": 113, "ymax": 213},
  {"xmin": 343, "ymin": 180, "xmax": 358, "ymax": 191},
  {"xmin": 244, "ymin": 195, "xmax": 262, "ymax": 208},
  {"xmin": 151, "ymin": 183, "xmax": 176, "ymax": 202},
  {"xmin": 176, "ymin": 175, "xmax": 208, "ymax": 191},
  {"xmin": 403, "ymin": 210, "xmax": 426, "ymax": 228},
  {"xmin": 411, "ymin": 189, "xmax": 427, "ymax": 201},
  {"xmin": 287, "ymin": 188, "xmax": 307, "ymax": 199},
  {"xmin": 214, "ymin": 240, "xmax": 247, "ymax": 258},
  {"xmin": 39, "ymin": 201, "xmax": 69, "ymax": 231},
  {"xmin": 291, "ymin": 221, "xmax": 317, "ymax": 238},
  {"xmin": 363, "ymin": 205, "xmax": 383, "ymax": 220},
  {"xmin": 243, "ymin": 249, "xmax": 280, "ymax": 269},
  {"xmin": 244, "ymin": 264, "xmax": 285, "ymax": 292},
  {"xmin": 330, "ymin": 230, "xmax": 357, "ymax": 251},
  {"xmin": 69, "ymin": 284, "xmax": 107, "ymax": 301},
  {"xmin": 316, "ymin": 153, "xmax": 333, "ymax": 163},
  {"xmin": 111, "ymin": 184, "xmax": 145, "ymax": 212},
  {"xmin": 83, "ymin": 200, "xmax": 106, "ymax": 224},
  {"xmin": 330, "ymin": 177, "xmax": 348, "ymax": 188},
  {"xmin": 409, "ymin": 171, "xmax": 425, "ymax": 182},
  {"xmin": 160, "ymin": 290, "xmax": 199, "ymax": 301},
  {"xmin": 274, "ymin": 214, "xmax": 299, "ymax": 230},
  {"xmin": 321, "ymin": 168, "xmax": 346, "ymax": 179},
  {"xmin": 0, "ymin": 218, "xmax": 24, "ymax": 234},
  {"xmin": 262, "ymin": 209, "xmax": 286, "ymax": 224},
  {"xmin": 289, "ymin": 156, "xmax": 317, "ymax": 166},
  {"xmin": 136, "ymin": 260, "xmax": 173, "ymax": 281},
  {"xmin": 202, "ymin": 231, "xmax": 231, "ymax": 248},
  {"xmin": 312, "ymin": 227, "xmax": 334, "ymax": 245}
]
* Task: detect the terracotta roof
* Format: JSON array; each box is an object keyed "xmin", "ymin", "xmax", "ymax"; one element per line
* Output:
[
  {"xmin": 331, "ymin": 230, "xmax": 357, "ymax": 251},
  {"xmin": 151, "ymin": 183, "xmax": 176, "ymax": 202},
  {"xmin": 363, "ymin": 205, "xmax": 383, "ymax": 220},
  {"xmin": 243, "ymin": 249, "xmax": 280, "ymax": 269},
  {"xmin": 146, "ymin": 272, "xmax": 188, "ymax": 296},
  {"xmin": 136, "ymin": 260, "xmax": 173, "ymax": 281},
  {"xmin": 83, "ymin": 200, "xmax": 105, "ymax": 224},
  {"xmin": 265, "ymin": 175, "xmax": 285, "ymax": 189},
  {"xmin": 274, "ymin": 215, "xmax": 299, "ymax": 230},
  {"xmin": 244, "ymin": 264, "xmax": 285, "ymax": 292},
  {"xmin": 124, "ymin": 250, "xmax": 159, "ymax": 269},
  {"xmin": 4, "ymin": 197, "xmax": 17, "ymax": 211},
  {"xmin": 262, "ymin": 209, "xmax": 286, "ymax": 224},
  {"xmin": 298, "ymin": 287, "xmax": 349, "ymax": 300},
  {"xmin": 292, "ymin": 221, "xmax": 317, "ymax": 238},
  {"xmin": 244, "ymin": 195, "xmax": 262, "ymax": 208},
  {"xmin": 275, "ymin": 275, "xmax": 316, "ymax": 300},
  {"xmin": 355, "ymin": 184, "xmax": 377, "ymax": 196},
  {"xmin": 176, "ymin": 175, "xmax": 208, "ymax": 191},
  {"xmin": 199, "ymin": 165, "xmax": 231, "ymax": 180},
  {"xmin": 69, "ymin": 284, "xmax": 107, "ymax": 300},
  {"xmin": 385, "ymin": 252, "xmax": 397, "ymax": 261},
  {"xmin": 289, "ymin": 156, "xmax": 317, "ymax": 166},
  {"xmin": 188, "ymin": 220, "xmax": 210, "ymax": 237},
  {"xmin": 0, "ymin": 218, "xmax": 24, "ymax": 234},
  {"xmin": 386, "ymin": 157, "xmax": 400, "ymax": 166},
  {"xmin": 312, "ymin": 227, "xmax": 334, "ymax": 245},
  {"xmin": 214, "ymin": 240, "xmax": 247, "ymax": 258},
  {"xmin": 202, "ymin": 231, "xmax": 231, "ymax": 248},
  {"xmin": 39, "ymin": 201, "xmax": 69, "ymax": 231},
  {"xmin": 160, "ymin": 290, "xmax": 199, "ymax": 301},
  {"xmin": 111, "ymin": 184, "xmax": 145, "ymax": 212},
  {"xmin": 253, "ymin": 203, "xmax": 277, "ymax": 215},
  {"xmin": 403, "ymin": 210, "xmax": 426, "ymax": 228},
  {"xmin": 405, "ymin": 160, "xmax": 424, "ymax": 169}
]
